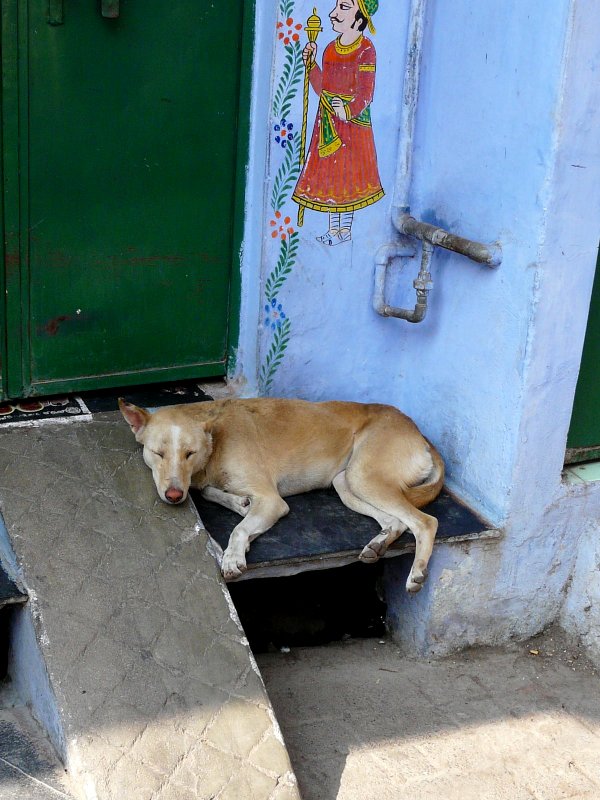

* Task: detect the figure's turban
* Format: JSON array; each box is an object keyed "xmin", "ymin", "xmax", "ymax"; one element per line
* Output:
[{"xmin": 357, "ymin": 0, "xmax": 379, "ymax": 34}]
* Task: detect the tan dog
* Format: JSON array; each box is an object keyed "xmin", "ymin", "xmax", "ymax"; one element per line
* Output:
[{"xmin": 119, "ymin": 398, "xmax": 444, "ymax": 593}]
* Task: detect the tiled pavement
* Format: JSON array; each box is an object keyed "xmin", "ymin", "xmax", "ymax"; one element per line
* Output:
[
  {"xmin": 259, "ymin": 629, "xmax": 600, "ymax": 800},
  {"xmin": 0, "ymin": 412, "xmax": 300, "ymax": 800}
]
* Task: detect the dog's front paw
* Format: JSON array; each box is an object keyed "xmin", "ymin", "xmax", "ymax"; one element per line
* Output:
[
  {"xmin": 234, "ymin": 496, "xmax": 251, "ymax": 517},
  {"xmin": 222, "ymin": 548, "xmax": 248, "ymax": 581},
  {"xmin": 358, "ymin": 532, "xmax": 388, "ymax": 563},
  {"xmin": 359, "ymin": 544, "xmax": 380, "ymax": 563}
]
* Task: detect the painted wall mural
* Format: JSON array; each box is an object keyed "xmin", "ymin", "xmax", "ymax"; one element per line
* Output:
[
  {"xmin": 293, "ymin": 1, "xmax": 384, "ymax": 244},
  {"xmin": 260, "ymin": 0, "xmax": 382, "ymax": 393}
]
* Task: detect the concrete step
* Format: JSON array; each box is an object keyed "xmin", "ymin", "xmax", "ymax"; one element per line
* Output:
[{"xmin": 0, "ymin": 412, "xmax": 300, "ymax": 800}]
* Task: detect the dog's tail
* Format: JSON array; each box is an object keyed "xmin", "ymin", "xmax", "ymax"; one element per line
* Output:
[{"xmin": 405, "ymin": 444, "xmax": 445, "ymax": 509}]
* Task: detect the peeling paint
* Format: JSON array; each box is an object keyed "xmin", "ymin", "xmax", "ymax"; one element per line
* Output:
[
  {"xmin": 180, "ymin": 524, "xmax": 201, "ymax": 544},
  {"xmin": 40, "ymin": 315, "xmax": 72, "ymax": 337}
]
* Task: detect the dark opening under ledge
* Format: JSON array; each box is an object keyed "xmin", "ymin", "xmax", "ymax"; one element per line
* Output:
[
  {"xmin": 0, "ymin": 563, "xmax": 28, "ymax": 609},
  {"xmin": 191, "ymin": 487, "xmax": 502, "ymax": 581}
]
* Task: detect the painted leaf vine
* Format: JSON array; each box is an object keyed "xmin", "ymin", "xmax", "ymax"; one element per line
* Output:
[
  {"xmin": 260, "ymin": 317, "xmax": 292, "ymax": 393},
  {"xmin": 260, "ymin": 0, "xmax": 305, "ymax": 393},
  {"xmin": 265, "ymin": 231, "xmax": 300, "ymax": 303},
  {"xmin": 271, "ymin": 136, "xmax": 301, "ymax": 212},
  {"xmin": 272, "ymin": 42, "xmax": 303, "ymax": 120},
  {"xmin": 280, "ymin": 0, "xmax": 294, "ymax": 19}
]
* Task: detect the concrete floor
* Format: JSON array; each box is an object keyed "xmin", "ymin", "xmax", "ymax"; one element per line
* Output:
[{"xmin": 258, "ymin": 627, "xmax": 600, "ymax": 800}]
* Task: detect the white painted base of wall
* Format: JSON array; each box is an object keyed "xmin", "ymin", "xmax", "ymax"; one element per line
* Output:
[
  {"xmin": 561, "ymin": 506, "xmax": 600, "ymax": 669},
  {"xmin": 385, "ymin": 480, "xmax": 600, "ymax": 660}
]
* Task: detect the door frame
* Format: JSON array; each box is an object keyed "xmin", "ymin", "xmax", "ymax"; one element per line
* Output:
[{"xmin": 0, "ymin": 0, "xmax": 255, "ymax": 400}]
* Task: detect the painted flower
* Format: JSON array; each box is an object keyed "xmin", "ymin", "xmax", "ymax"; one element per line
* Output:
[
  {"xmin": 274, "ymin": 118, "xmax": 295, "ymax": 148},
  {"xmin": 264, "ymin": 298, "xmax": 287, "ymax": 330},
  {"xmin": 277, "ymin": 18, "xmax": 302, "ymax": 45},
  {"xmin": 270, "ymin": 210, "xmax": 295, "ymax": 241}
]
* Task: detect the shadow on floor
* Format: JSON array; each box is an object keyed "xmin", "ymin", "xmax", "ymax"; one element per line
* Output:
[{"xmin": 257, "ymin": 627, "xmax": 600, "ymax": 800}]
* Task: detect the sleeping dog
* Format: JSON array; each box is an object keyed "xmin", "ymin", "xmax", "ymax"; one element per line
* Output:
[{"xmin": 119, "ymin": 397, "xmax": 444, "ymax": 593}]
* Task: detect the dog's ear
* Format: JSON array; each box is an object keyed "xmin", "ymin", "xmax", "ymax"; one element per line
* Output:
[
  {"xmin": 197, "ymin": 421, "xmax": 214, "ymax": 455},
  {"xmin": 118, "ymin": 398, "xmax": 150, "ymax": 437}
]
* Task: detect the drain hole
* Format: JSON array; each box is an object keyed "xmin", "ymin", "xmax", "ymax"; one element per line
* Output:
[{"xmin": 227, "ymin": 562, "xmax": 387, "ymax": 653}]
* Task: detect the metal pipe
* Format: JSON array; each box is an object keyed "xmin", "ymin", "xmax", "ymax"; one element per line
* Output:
[
  {"xmin": 373, "ymin": 242, "xmax": 414, "ymax": 317},
  {"xmin": 389, "ymin": 0, "xmax": 503, "ymax": 271},
  {"xmin": 373, "ymin": 241, "xmax": 434, "ymax": 323},
  {"xmin": 373, "ymin": 0, "xmax": 502, "ymax": 325},
  {"xmin": 393, "ymin": 0, "xmax": 429, "ymax": 214},
  {"xmin": 398, "ymin": 213, "xmax": 502, "ymax": 267}
]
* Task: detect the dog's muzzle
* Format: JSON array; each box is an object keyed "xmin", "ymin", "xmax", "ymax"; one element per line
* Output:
[{"xmin": 165, "ymin": 486, "xmax": 185, "ymax": 504}]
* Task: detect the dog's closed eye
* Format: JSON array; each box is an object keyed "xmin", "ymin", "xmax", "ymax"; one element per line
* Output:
[
  {"xmin": 185, "ymin": 451, "xmax": 196, "ymax": 460},
  {"xmin": 151, "ymin": 450, "xmax": 165, "ymax": 459}
]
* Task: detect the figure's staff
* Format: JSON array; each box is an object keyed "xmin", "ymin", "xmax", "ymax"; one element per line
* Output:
[{"xmin": 297, "ymin": 8, "xmax": 322, "ymax": 227}]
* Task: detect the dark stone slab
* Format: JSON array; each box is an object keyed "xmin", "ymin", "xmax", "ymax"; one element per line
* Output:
[{"xmin": 191, "ymin": 487, "xmax": 496, "ymax": 572}]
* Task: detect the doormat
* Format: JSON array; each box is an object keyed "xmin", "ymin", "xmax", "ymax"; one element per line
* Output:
[
  {"xmin": 0, "ymin": 397, "xmax": 92, "ymax": 428},
  {"xmin": 0, "ymin": 381, "xmax": 214, "ymax": 429},
  {"xmin": 83, "ymin": 380, "xmax": 213, "ymax": 413}
]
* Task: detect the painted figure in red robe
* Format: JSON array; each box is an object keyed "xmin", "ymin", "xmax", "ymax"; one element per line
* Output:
[{"xmin": 293, "ymin": 0, "xmax": 384, "ymax": 246}]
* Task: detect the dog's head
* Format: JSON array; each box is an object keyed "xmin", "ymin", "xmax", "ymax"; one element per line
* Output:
[{"xmin": 119, "ymin": 399, "xmax": 213, "ymax": 505}]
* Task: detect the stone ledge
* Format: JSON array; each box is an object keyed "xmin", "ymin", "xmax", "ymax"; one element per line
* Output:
[
  {"xmin": 192, "ymin": 486, "xmax": 502, "ymax": 581},
  {"xmin": 0, "ymin": 418, "xmax": 300, "ymax": 800}
]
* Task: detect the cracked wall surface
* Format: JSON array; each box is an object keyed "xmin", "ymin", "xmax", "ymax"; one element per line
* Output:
[{"xmin": 0, "ymin": 414, "xmax": 300, "ymax": 800}]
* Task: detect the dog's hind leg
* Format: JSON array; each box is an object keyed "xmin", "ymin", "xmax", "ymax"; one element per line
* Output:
[
  {"xmin": 221, "ymin": 492, "xmax": 289, "ymax": 580},
  {"xmin": 332, "ymin": 472, "xmax": 407, "ymax": 562},
  {"xmin": 347, "ymin": 471, "xmax": 437, "ymax": 593},
  {"xmin": 201, "ymin": 486, "xmax": 251, "ymax": 517}
]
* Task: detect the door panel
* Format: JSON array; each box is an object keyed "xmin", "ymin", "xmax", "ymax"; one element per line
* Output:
[
  {"xmin": 567, "ymin": 249, "xmax": 600, "ymax": 462},
  {"xmin": 4, "ymin": 0, "xmax": 247, "ymax": 397}
]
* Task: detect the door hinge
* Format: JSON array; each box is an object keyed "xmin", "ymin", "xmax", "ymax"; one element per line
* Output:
[
  {"xmin": 48, "ymin": 0, "xmax": 64, "ymax": 25},
  {"xmin": 101, "ymin": 0, "xmax": 120, "ymax": 18}
]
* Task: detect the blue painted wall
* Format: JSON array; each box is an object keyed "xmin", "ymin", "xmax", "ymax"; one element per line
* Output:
[
  {"xmin": 404, "ymin": 0, "xmax": 572, "ymax": 522},
  {"xmin": 240, "ymin": 0, "xmax": 600, "ymax": 654},
  {"xmin": 255, "ymin": 0, "xmax": 582, "ymax": 523}
]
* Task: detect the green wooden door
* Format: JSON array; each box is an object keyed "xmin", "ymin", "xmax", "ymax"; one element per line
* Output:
[
  {"xmin": 1, "ymin": 0, "xmax": 251, "ymax": 400},
  {"xmin": 567, "ymin": 248, "xmax": 600, "ymax": 463}
]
